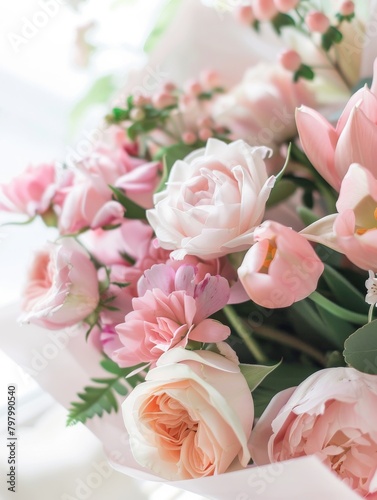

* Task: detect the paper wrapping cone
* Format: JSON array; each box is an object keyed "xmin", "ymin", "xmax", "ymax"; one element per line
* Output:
[{"xmin": 0, "ymin": 304, "xmax": 363, "ymax": 500}]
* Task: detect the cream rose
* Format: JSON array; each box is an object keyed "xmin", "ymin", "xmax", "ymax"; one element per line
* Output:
[
  {"xmin": 146, "ymin": 139, "xmax": 275, "ymax": 259},
  {"xmin": 122, "ymin": 347, "xmax": 253, "ymax": 480}
]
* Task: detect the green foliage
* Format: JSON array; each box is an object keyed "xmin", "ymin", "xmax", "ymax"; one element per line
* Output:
[
  {"xmin": 240, "ymin": 361, "xmax": 281, "ymax": 392},
  {"xmin": 67, "ymin": 358, "xmax": 145, "ymax": 425},
  {"xmin": 343, "ymin": 320, "xmax": 377, "ymax": 374},
  {"xmin": 321, "ymin": 26, "xmax": 343, "ymax": 51},
  {"xmin": 252, "ymin": 363, "xmax": 318, "ymax": 418},
  {"xmin": 144, "ymin": 0, "xmax": 182, "ymax": 53},
  {"xmin": 109, "ymin": 185, "xmax": 147, "ymax": 220},
  {"xmin": 272, "ymin": 13, "xmax": 295, "ymax": 34},
  {"xmin": 293, "ymin": 64, "xmax": 315, "ymax": 82}
]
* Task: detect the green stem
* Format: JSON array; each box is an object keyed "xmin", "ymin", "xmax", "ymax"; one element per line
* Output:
[
  {"xmin": 253, "ymin": 325, "xmax": 327, "ymax": 366},
  {"xmin": 368, "ymin": 304, "xmax": 374, "ymax": 324},
  {"xmin": 309, "ymin": 291, "xmax": 368, "ymax": 324},
  {"xmin": 223, "ymin": 306, "xmax": 268, "ymax": 364}
]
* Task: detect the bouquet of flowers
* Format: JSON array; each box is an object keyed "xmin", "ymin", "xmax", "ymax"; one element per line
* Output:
[{"xmin": 2, "ymin": 0, "xmax": 377, "ymax": 498}]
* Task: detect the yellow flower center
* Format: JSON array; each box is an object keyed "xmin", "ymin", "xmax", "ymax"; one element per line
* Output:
[
  {"xmin": 356, "ymin": 207, "xmax": 377, "ymax": 235},
  {"xmin": 261, "ymin": 241, "xmax": 277, "ymax": 272}
]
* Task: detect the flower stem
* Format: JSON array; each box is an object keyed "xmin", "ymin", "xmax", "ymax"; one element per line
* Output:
[
  {"xmin": 308, "ymin": 291, "xmax": 368, "ymax": 324},
  {"xmin": 253, "ymin": 325, "xmax": 327, "ymax": 366},
  {"xmin": 223, "ymin": 306, "xmax": 268, "ymax": 364},
  {"xmin": 368, "ymin": 304, "xmax": 374, "ymax": 324}
]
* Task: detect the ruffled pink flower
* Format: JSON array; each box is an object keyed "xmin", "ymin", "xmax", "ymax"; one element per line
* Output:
[
  {"xmin": 58, "ymin": 143, "xmax": 161, "ymax": 233},
  {"xmin": 302, "ymin": 164, "xmax": 377, "ymax": 271},
  {"xmin": 21, "ymin": 239, "xmax": 99, "ymax": 329},
  {"xmin": 296, "ymin": 59, "xmax": 377, "ymax": 190},
  {"xmin": 113, "ymin": 264, "xmax": 231, "ymax": 367},
  {"xmin": 250, "ymin": 367, "xmax": 377, "ymax": 498},
  {"xmin": 238, "ymin": 221, "xmax": 324, "ymax": 308},
  {"xmin": 0, "ymin": 163, "xmax": 72, "ymax": 217}
]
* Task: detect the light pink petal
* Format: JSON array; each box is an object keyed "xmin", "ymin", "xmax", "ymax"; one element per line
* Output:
[
  {"xmin": 91, "ymin": 200, "xmax": 125, "ymax": 228},
  {"xmin": 296, "ymin": 106, "xmax": 339, "ymax": 189},
  {"xmin": 193, "ymin": 275, "xmax": 230, "ymax": 322},
  {"xmin": 335, "ymin": 106, "xmax": 377, "ymax": 180},
  {"xmin": 189, "ymin": 318, "xmax": 230, "ymax": 342},
  {"xmin": 137, "ymin": 264, "xmax": 176, "ymax": 296}
]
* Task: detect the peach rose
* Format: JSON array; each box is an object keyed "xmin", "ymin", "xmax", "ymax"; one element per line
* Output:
[
  {"xmin": 250, "ymin": 367, "xmax": 377, "ymax": 498},
  {"xmin": 21, "ymin": 239, "xmax": 99, "ymax": 329},
  {"xmin": 122, "ymin": 347, "xmax": 253, "ymax": 480},
  {"xmin": 147, "ymin": 139, "xmax": 275, "ymax": 259}
]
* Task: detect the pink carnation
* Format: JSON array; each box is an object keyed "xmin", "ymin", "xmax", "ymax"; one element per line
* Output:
[{"xmin": 113, "ymin": 264, "xmax": 231, "ymax": 367}]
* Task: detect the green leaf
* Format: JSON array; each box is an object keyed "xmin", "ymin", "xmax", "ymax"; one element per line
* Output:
[
  {"xmin": 144, "ymin": 0, "xmax": 182, "ymax": 53},
  {"xmin": 154, "ymin": 143, "xmax": 198, "ymax": 193},
  {"xmin": 109, "ymin": 185, "xmax": 146, "ymax": 220},
  {"xmin": 239, "ymin": 361, "xmax": 281, "ymax": 392},
  {"xmin": 271, "ymin": 13, "xmax": 295, "ymax": 35},
  {"xmin": 266, "ymin": 179, "xmax": 296, "ymax": 207},
  {"xmin": 252, "ymin": 363, "xmax": 318, "ymax": 418},
  {"xmin": 293, "ymin": 64, "xmax": 315, "ymax": 82},
  {"xmin": 321, "ymin": 26, "xmax": 343, "ymax": 51},
  {"xmin": 343, "ymin": 320, "xmax": 377, "ymax": 374},
  {"xmin": 70, "ymin": 75, "xmax": 116, "ymax": 131},
  {"xmin": 322, "ymin": 265, "xmax": 369, "ymax": 314},
  {"xmin": 67, "ymin": 360, "xmax": 145, "ymax": 425},
  {"xmin": 297, "ymin": 206, "xmax": 319, "ymax": 226}
]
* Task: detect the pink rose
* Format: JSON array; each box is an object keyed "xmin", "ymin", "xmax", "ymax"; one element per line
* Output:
[
  {"xmin": 113, "ymin": 264, "xmax": 230, "ymax": 367},
  {"xmin": 122, "ymin": 347, "xmax": 253, "ymax": 479},
  {"xmin": 250, "ymin": 367, "xmax": 377, "ymax": 498},
  {"xmin": 212, "ymin": 64, "xmax": 316, "ymax": 148},
  {"xmin": 0, "ymin": 163, "xmax": 71, "ymax": 217},
  {"xmin": 21, "ymin": 239, "xmax": 99, "ymax": 329},
  {"xmin": 296, "ymin": 59, "xmax": 377, "ymax": 190},
  {"xmin": 147, "ymin": 139, "xmax": 275, "ymax": 259},
  {"xmin": 238, "ymin": 221, "xmax": 324, "ymax": 308}
]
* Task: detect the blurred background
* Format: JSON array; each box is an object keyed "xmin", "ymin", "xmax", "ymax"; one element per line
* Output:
[{"xmin": 0, "ymin": 0, "xmax": 209, "ymax": 498}]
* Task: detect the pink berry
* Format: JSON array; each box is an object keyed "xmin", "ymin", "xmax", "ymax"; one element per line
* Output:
[
  {"xmin": 162, "ymin": 81, "xmax": 176, "ymax": 93},
  {"xmin": 197, "ymin": 117, "xmax": 213, "ymax": 129},
  {"xmin": 152, "ymin": 91, "xmax": 176, "ymax": 109},
  {"xmin": 273, "ymin": 0, "xmax": 299, "ymax": 13},
  {"xmin": 185, "ymin": 79, "xmax": 203, "ymax": 96},
  {"xmin": 340, "ymin": 1, "xmax": 354, "ymax": 16},
  {"xmin": 200, "ymin": 69, "xmax": 220, "ymax": 89},
  {"xmin": 279, "ymin": 49, "xmax": 302, "ymax": 72},
  {"xmin": 133, "ymin": 94, "xmax": 150, "ymax": 107},
  {"xmin": 253, "ymin": 0, "xmax": 278, "ymax": 21},
  {"xmin": 305, "ymin": 11, "xmax": 330, "ymax": 34},
  {"xmin": 234, "ymin": 5, "xmax": 254, "ymax": 25},
  {"xmin": 182, "ymin": 131, "xmax": 197, "ymax": 145},
  {"xmin": 198, "ymin": 128, "xmax": 213, "ymax": 141}
]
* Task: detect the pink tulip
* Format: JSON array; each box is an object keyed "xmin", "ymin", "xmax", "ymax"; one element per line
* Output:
[
  {"xmin": 21, "ymin": 239, "xmax": 99, "ymax": 330},
  {"xmin": 113, "ymin": 264, "xmax": 231, "ymax": 367},
  {"xmin": 238, "ymin": 221, "xmax": 324, "ymax": 308},
  {"xmin": 0, "ymin": 163, "xmax": 71, "ymax": 217},
  {"xmin": 302, "ymin": 164, "xmax": 377, "ymax": 271},
  {"xmin": 250, "ymin": 367, "xmax": 377, "ymax": 498},
  {"xmin": 296, "ymin": 59, "xmax": 377, "ymax": 190}
]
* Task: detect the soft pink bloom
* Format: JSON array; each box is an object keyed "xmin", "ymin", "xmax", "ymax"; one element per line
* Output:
[
  {"xmin": 213, "ymin": 64, "xmax": 316, "ymax": 148},
  {"xmin": 296, "ymin": 59, "xmax": 377, "ymax": 190},
  {"xmin": 238, "ymin": 221, "xmax": 324, "ymax": 308},
  {"xmin": 302, "ymin": 164, "xmax": 377, "ymax": 271},
  {"xmin": 122, "ymin": 347, "xmax": 253, "ymax": 480},
  {"xmin": 340, "ymin": 1, "xmax": 354, "ymax": 16},
  {"xmin": 113, "ymin": 264, "xmax": 230, "ymax": 367},
  {"xmin": 147, "ymin": 139, "xmax": 275, "ymax": 259},
  {"xmin": 0, "ymin": 163, "xmax": 71, "ymax": 217},
  {"xmin": 21, "ymin": 239, "xmax": 99, "ymax": 329},
  {"xmin": 59, "ymin": 143, "xmax": 161, "ymax": 233},
  {"xmin": 250, "ymin": 367, "xmax": 377, "ymax": 498}
]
